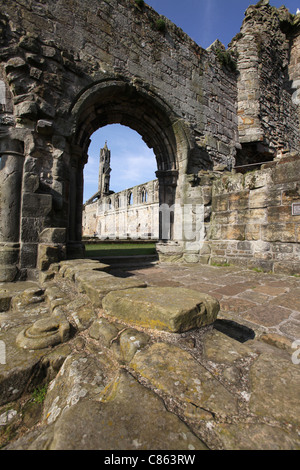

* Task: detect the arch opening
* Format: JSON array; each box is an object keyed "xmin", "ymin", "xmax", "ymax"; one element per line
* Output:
[
  {"xmin": 68, "ymin": 80, "xmax": 184, "ymax": 256},
  {"xmin": 83, "ymin": 124, "xmax": 158, "ymax": 240},
  {"xmin": 83, "ymin": 124, "xmax": 157, "ymax": 204}
]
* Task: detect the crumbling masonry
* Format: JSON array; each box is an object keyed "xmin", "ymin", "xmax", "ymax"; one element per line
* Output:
[{"xmin": 0, "ymin": 0, "xmax": 300, "ymax": 281}]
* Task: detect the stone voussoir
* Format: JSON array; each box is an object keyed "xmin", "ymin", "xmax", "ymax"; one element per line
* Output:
[{"xmin": 102, "ymin": 286, "xmax": 220, "ymax": 333}]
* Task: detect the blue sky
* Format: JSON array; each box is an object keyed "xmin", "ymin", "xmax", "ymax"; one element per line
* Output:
[{"xmin": 84, "ymin": 0, "xmax": 300, "ymax": 202}]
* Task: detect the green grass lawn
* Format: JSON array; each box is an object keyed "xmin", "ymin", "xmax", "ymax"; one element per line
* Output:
[{"xmin": 85, "ymin": 242, "xmax": 157, "ymax": 258}]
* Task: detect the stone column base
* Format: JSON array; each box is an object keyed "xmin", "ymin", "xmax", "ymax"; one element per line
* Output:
[
  {"xmin": 37, "ymin": 244, "xmax": 66, "ymax": 272},
  {"xmin": 156, "ymin": 241, "xmax": 184, "ymax": 263},
  {"xmin": 0, "ymin": 243, "xmax": 20, "ymax": 281}
]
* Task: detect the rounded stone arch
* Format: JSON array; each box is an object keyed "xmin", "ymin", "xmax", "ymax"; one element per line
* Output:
[
  {"xmin": 70, "ymin": 79, "xmax": 183, "ymax": 168},
  {"xmin": 66, "ymin": 78, "xmax": 191, "ymax": 252}
]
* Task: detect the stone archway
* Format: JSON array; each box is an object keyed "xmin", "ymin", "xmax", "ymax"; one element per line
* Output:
[
  {"xmin": 0, "ymin": 0, "xmax": 240, "ymax": 281},
  {"xmin": 66, "ymin": 79, "xmax": 187, "ymax": 257}
]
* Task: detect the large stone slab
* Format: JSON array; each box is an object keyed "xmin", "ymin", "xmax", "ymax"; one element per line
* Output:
[
  {"xmin": 77, "ymin": 274, "xmax": 147, "ymax": 308},
  {"xmin": 45, "ymin": 370, "xmax": 208, "ymax": 451},
  {"xmin": 102, "ymin": 287, "xmax": 220, "ymax": 333},
  {"xmin": 130, "ymin": 342, "xmax": 238, "ymax": 419},
  {"xmin": 249, "ymin": 351, "xmax": 300, "ymax": 427}
]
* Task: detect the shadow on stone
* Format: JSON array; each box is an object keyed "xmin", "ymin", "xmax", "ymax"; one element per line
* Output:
[{"xmin": 214, "ymin": 319, "xmax": 255, "ymax": 343}]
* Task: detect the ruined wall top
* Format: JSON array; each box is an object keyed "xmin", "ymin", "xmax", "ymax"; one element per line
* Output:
[
  {"xmin": 0, "ymin": 0, "xmax": 239, "ymax": 173},
  {"xmin": 230, "ymin": 0, "xmax": 300, "ymax": 161},
  {"xmin": 0, "ymin": 0, "xmax": 300, "ymax": 280}
]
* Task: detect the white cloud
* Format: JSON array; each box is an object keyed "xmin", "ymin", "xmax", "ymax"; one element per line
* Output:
[{"xmin": 111, "ymin": 149, "xmax": 157, "ymax": 192}]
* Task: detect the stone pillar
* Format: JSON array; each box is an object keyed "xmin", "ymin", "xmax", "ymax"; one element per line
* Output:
[
  {"xmin": 68, "ymin": 158, "xmax": 77, "ymax": 243},
  {"xmin": 156, "ymin": 170, "xmax": 178, "ymax": 241},
  {"xmin": 76, "ymin": 161, "xmax": 84, "ymax": 243},
  {"xmin": 66, "ymin": 148, "xmax": 85, "ymax": 259},
  {"xmin": 155, "ymin": 169, "xmax": 184, "ymax": 262},
  {"xmin": 0, "ymin": 139, "xmax": 24, "ymax": 281}
]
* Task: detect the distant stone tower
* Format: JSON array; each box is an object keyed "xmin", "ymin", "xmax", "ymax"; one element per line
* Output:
[{"xmin": 98, "ymin": 141, "xmax": 112, "ymax": 197}]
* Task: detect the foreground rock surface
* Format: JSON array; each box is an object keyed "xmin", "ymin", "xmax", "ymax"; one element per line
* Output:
[{"xmin": 1, "ymin": 259, "xmax": 300, "ymax": 450}]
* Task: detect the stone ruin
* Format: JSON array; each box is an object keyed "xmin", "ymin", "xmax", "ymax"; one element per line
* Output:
[
  {"xmin": 0, "ymin": 0, "xmax": 299, "ymax": 281},
  {"xmin": 0, "ymin": 0, "xmax": 300, "ymax": 451},
  {"xmin": 82, "ymin": 142, "xmax": 160, "ymax": 240}
]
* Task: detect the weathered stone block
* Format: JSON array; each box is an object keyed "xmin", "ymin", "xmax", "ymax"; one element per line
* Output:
[
  {"xmin": 43, "ymin": 369, "xmax": 208, "ymax": 450},
  {"xmin": 89, "ymin": 318, "xmax": 120, "ymax": 347},
  {"xmin": 249, "ymin": 189, "xmax": 281, "ymax": 209},
  {"xmin": 130, "ymin": 342, "xmax": 238, "ymax": 418},
  {"xmin": 37, "ymin": 244, "xmax": 66, "ymax": 271},
  {"xmin": 273, "ymin": 160, "xmax": 300, "ymax": 184},
  {"xmin": 267, "ymin": 205, "xmax": 299, "ymax": 223},
  {"xmin": 14, "ymin": 100, "xmax": 38, "ymax": 118},
  {"xmin": 78, "ymin": 275, "xmax": 147, "ymax": 308},
  {"xmin": 212, "ymin": 194, "xmax": 229, "ymax": 212},
  {"xmin": 245, "ymin": 224, "xmax": 261, "ymax": 241},
  {"xmin": 0, "ymin": 243, "xmax": 19, "ymax": 265},
  {"xmin": 228, "ymin": 191, "xmax": 249, "ymax": 210},
  {"xmin": 261, "ymin": 223, "xmax": 296, "ymax": 243},
  {"xmin": 119, "ymin": 328, "xmax": 150, "ymax": 363},
  {"xmin": 223, "ymin": 224, "xmax": 246, "ymax": 241},
  {"xmin": 23, "ymin": 173, "xmax": 39, "ymax": 193},
  {"xmin": 102, "ymin": 287, "xmax": 220, "ymax": 333},
  {"xmin": 39, "ymin": 228, "xmax": 66, "ymax": 244},
  {"xmin": 273, "ymin": 261, "xmax": 300, "ymax": 276},
  {"xmin": 22, "ymin": 193, "xmax": 52, "ymax": 217},
  {"xmin": 16, "ymin": 315, "xmax": 71, "ymax": 350},
  {"xmin": 244, "ymin": 169, "xmax": 272, "ymax": 190},
  {"xmin": 281, "ymin": 184, "xmax": 300, "ymax": 204},
  {"xmin": 19, "ymin": 243, "xmax": 38, "ymax": 269},
  {"xmin": 21, "ymin": 218, "xmax": 43, "ymax": 243},
  {"xmin": 11, "ymin": 287, "xmax": 44, "ymax": 310},
  {"xmin": 237, "ymin": 208, "xmax": 266, "ymax": 224},
  {"xmin": 249, "ymin": 352, "xmax": 300, "ymax": 427},
  {"xmin": 237, "ymin": 241, "xmax": 253, "ymax": 251}
]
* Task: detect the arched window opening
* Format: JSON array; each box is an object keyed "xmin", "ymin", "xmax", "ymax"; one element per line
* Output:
[
  {"xmin": 76, "ymin": 80, "xmax": 182, "ymax": 245},
  {"xmin": 82, "ymin": 123, "xmax": 163, "ymax": 241}
]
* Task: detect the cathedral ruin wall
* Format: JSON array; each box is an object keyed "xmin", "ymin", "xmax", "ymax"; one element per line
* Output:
[
  {"xmin": 0, "ymin": 0, "xmax": 299, "ymax": 279},
  {"xmin": 83, "ymin": 179, "xmax": 159, "ymax": 240}
]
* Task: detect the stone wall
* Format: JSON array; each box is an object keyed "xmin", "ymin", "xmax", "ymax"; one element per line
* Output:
[
  {"xmin": 230, "ymin": 2, "xmax": 300, "ymax": 163},
  {"xmin": 0, "ymin": 0, "xmax": 299, "ymax": 279},
  {"xmin": 83, "ymin": 179, "xmax": 159, "ymax": 240},
  {"xmin": 204, "ymin": 154, "xmax": 300, "ymax": 275},
  {"xmin": 0, "ymin": 0, "xmax": 241, "ymax": 280}
]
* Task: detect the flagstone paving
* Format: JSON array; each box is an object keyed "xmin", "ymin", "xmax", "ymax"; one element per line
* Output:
[
  {"xmin": 114, "ymin": 262, "xmax": 300, "ymax": 348},
  {"xmin": 1, "ymin": 259, "xmax": 300, "ymax": 450}
]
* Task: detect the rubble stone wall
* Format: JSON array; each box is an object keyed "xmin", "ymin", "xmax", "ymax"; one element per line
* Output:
[
  {"xmin": 0, "ymin": 0, "xmax": 240, "ymax": 281},
  {"xmin": 205, "ymin": 155, "xmax": 300, "ymax": 275},
  {"xmin": 230, "ymin": 3, "xmax": 300, "ymax": 161},
  {"xmin": 0, "ymin": 0, "xmax": 299, "ymax": 279}
]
